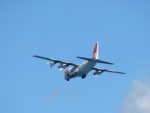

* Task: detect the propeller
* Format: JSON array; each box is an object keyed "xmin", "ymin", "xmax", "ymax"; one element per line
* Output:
[
  {"xmin": 46, "ymin": 62, "xmax": 50, "ymax": 64},
  {"xmin": 46, "ymin": 62, "xmax": 53, "ymax": 69},
  {"xmin": 95, "ymin": 75, "xmax": 98, "ymax": 78}
]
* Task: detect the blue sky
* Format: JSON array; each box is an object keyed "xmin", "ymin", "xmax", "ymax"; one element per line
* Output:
[{"xmin": 0, "ymin": 0, "xmax": 150, "ymax": 113}]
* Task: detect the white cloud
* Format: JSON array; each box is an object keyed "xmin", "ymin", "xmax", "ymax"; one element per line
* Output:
[{"xmin": 122, "ymin": 78, "xmax": 150, "ymax": 113}]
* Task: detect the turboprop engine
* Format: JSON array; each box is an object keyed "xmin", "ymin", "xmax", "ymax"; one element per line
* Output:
[
  {"xmin": 93, "ymin": 70, "xmax": 103, "ymax": 76},
  {"xmin": 58, "ymin": 63, "xmax": 68, "ymax": 70},
  {"xmin": 47, "ymin": 61, "xmax": 57, "ymax": 69}
]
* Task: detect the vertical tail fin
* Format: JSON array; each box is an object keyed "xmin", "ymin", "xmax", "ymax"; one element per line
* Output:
[{"xmin": 92, "ymin": 42, "xmax": 99, "ymax": 60}]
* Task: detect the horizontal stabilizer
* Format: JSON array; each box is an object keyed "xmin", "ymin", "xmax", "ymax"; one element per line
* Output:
[
  {"xmin": 97, "ymin": 59, "xmax": 113, "ymax": 65},
  {"xmin": 76, "ymin": 56, "xmax": 92, "ymax": 61},
  {"xmin": 77, "ymin": 56, "xmax": 113, "ymax": 65}
]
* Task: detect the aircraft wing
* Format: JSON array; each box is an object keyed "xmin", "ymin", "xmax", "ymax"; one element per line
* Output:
[
  {"xmin": 33, "ymin": 55, "xmax": 78, "ymax": 67},
  {"xmin": 92, "ymin": 67, "xmax": 125, "ymax": 74}
]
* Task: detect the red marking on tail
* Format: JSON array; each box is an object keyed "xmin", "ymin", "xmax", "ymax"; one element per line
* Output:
[{"xmin": 92, "ymin": 43, "xmax": 98, "ymax": 60}]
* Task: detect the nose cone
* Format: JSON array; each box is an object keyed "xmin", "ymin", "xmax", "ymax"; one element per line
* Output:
[
  {"xmin": 64, "ymin": 69, "xmax": 71, "ymax": 81},
  {"xmin": 65, "ymin": 68, "xmax": 71, "ymax": 78}
]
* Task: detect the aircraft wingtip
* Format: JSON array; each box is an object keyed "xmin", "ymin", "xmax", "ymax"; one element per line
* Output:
[{"xmin": 33, "ymin": 55, "xmax": 37, "ymax": 57}]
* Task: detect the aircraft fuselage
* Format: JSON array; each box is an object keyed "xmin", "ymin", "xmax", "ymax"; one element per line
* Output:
[
  {"xmin": 65, "ymin": 60, "xmax": 97, "ymax": 80},
  {"xmin": 76, "ymin": 60, "xmax": 97, "ymax": 76}
]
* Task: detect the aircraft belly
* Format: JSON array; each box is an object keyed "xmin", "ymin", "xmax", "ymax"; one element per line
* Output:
[{"xmin": 77, "ymin": 61, "xmax": 96, "ymax": 76}]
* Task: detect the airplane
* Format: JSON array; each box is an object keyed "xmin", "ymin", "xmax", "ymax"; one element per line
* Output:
[{"xmin": 33, "ymin": 42, "xmax": 125, "ymax": 81}]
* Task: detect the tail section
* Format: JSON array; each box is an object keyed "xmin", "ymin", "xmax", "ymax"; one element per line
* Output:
[
  {"xmin": 77, "ymin": 42, "xmax": 113, "ymax": 65},
  {"xmin": 92, "ymin": 42, "xmax": 99, "ymax": 60}
]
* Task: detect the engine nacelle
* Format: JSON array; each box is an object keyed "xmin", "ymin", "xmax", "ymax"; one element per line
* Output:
[
  {"xmin": 47, "ymin": 61, "xmax": 57, "ymax": 69},
  {"xmin": 50, "ymin": 61, "xmax": 56, "ymax": 66},
  {"xmin": 93, "ymin": 70, "xmax": 103, "ymax": 75},
  {"xmin": 58, "ymin": 63, "xmax": 68, "ymax": 70}
]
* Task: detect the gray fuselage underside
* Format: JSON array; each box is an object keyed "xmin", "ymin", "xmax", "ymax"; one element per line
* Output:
[{"xmin": 74, "ymin": 60, "xmax": 97, "ymax": 77}]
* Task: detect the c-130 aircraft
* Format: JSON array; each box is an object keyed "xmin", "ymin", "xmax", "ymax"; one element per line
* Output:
[{"xmin": 33, "ymin": 42, "xmax": 125, "ymax": 81}]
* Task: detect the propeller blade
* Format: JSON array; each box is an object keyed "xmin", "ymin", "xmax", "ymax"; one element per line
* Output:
[{"xmin": 46, "ymin": 62, "xmax": 50, "ymax": 64}]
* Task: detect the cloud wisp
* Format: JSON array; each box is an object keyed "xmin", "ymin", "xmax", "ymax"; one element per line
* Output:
[{"xmin": 122, "ymin": 78, "xmax": 150, "ymax": 113}]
